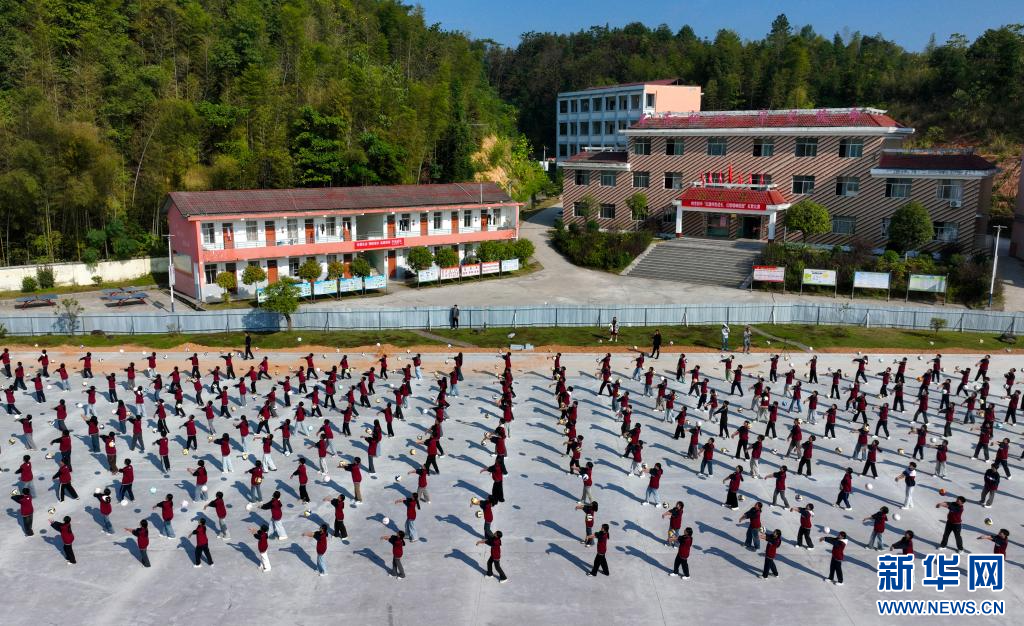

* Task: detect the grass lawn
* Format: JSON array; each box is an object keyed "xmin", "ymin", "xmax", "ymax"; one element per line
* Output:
[{"xmin": 3, "ymin": 324, "xmax": 1010, "ymax": 352}]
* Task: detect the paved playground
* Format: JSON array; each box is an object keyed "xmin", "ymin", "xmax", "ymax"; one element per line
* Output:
[{"xmin": 0, "ymin": 345, "xmax": 1020, "ymax": 625}]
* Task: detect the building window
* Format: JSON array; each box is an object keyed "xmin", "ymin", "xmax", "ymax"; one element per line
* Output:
[
  {"xmin": 559, "ymin": 100, "xmax": 568, "ymax": 114},
  {"xmin": 633, "ymin": 138, "xmax": 651, "ymax": 155},
  {"xmin": 645, "ymin": 93, "xmax": 655, "ymax": 108},
  {"xmin": 617, "ymin": 120, "xmax": 627, "ymax": 130},
  {"xmin": 706, "ymin": 137, "xmax": 727, "ymax": 156},
  {"xmin": 937, "ymin": 179, "xmax": 963, "ymax": 204},
  {"xmin": 600, "ymin": 172, "xmax": 617, "ymax": 187},
  {"xmin": 632, "ymin": 171, "xmax": 650, "ymax": 188},
  {"xmin": 558, "ymin": 122, "xmax": 567, "ymax": 136},
  {"xmin": 570, "ymin": 99, "xmax": 578, "ymax": 113},
  {"xmin": 606, "ymin": 96, "xmax": 616, "ymax": 111},
  {"xmin": 831, "ymin": 216, "xmax": 856, "ymax": 235},
  {"xmin": 575, "ymin": 170, "xmax": 590, "ymax": 186},
  {"xmin": 753, "ymin": 138, "xmax": 775, "ymax": 157},
  {"xmin": 202, "ymin": 223, "xmax": 215, "ymax": 245},
  {"xmin": 835, "ymin": 176, "xmax": 860, "ymax": 197},
  {"xmin": 750, "ymin": 174, "xmax": 772, "ymax": 189},
  {"xmin": 599, "ymin": 203, "xmax": 616, "ymax": 219},
  {"xmin": 569, "ymin": 122, "xmax": 576, "ymax": 136},
  {"xmin": 204, "ymin": 264, "xmax": 218, "ymax": 285},
  {"xmin": 934, "ymin": 221, "xmax": 960, "ymax": 243},
  {"xmin": 579, "ymin": 122, "xmax": 589, "ymax": 136},
  {"xmin": 323, "ymin": 217, "xmax": 336, "ymax": 237},
  {"xmin": 795, "ymin": 138, "xmax": 819, "ymax": 158},
  {"xmin": 326, "ymin": 254, "xmax": 337, "ymax": 264},
  {"xmin": 839, "ymin": 139, "xmax": 863, "ymax": 158},
  {"xmin": 664, "ymin": 172, "xmax": 684, "ymax": 190},
  {"xmin": 464, "ymin": 210, "xmax": 473, "ymax": 228},
  {"xmin": 619, "ymin": 96, "xmax": 628, "ymax": 110},
  {"xmin": 592, "ymin": 97, "xmax": 602, "ymax": 112},
  {"xmin": 792, "ymin": 175, "xmax": 815, "ymax": 195},
  {"xmin": 245, "ymin": 221, "xmax": 258, "ymax": 241},
  {"xmin": 580, "ymin": 98, "xmax": 589, "ymax": 113},
  {"xmin": 666, "ymin": 138, "xmax": 685, "ymax": 155},
  {"xmin": 433, "ymin": 212, "xmax": 442, "ymax": 230},
  {"xmin": 630, "ymin": 94, "xmax": 641, "ymax": 109},
  {"xmin": 398, "ymin": 214, "xmax": 410, "ymax": 232},
  {"xmin": 286, "ymin": 219, "xmax": 298, "ymax": 241},
  {"xmin": 288, "ymin": 258, "xmax": 299, "ymax": 275},
  {"xmin": 605, "ymin": 121, "xmax": 615, "ymax": 135},
  {"xmin": 558, "ymin": 144, "xmax": 568, "ymax": 157},
  {"xmin": 573, "ymin": 202, "xmax": 588, "ymax": 218},
  {"xmin": 493, "ymin": 208, "xmax": 502, "ymax": 226},
  {"xmin": 881, "ymin": 218, "xmax": 891, "ymax": 238},
  {"xmin": 885, "ymin": 178, "xmax": 912, "ymax": 199}
]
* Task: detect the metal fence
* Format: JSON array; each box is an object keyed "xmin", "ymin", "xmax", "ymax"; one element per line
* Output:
[{"xmin": 2, "ymin": 303, "xmax": 1022, "ymax": 337}]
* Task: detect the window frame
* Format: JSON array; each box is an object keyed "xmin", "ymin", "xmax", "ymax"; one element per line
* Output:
[
  {"xmin": 575, "ymin": 170, "xmax": 590, "ymax": 186},
  {"xmin": 934, "ymin": 221, "xmax": 960, "ymax": 243},
  {"xmin": 706, "ymin": 137, "xmax": 727, "ymax": 156},
  {"xmin": 794, "ymin": 137, "xmax": 819, "ymax": 158},
  {"xmin": 599, "ymin": 203, "xmax": 616, "ymax": 219},
  {"xmin": 664, "ymin": 172, "xmax": 684, "ymax": 190},
  {"xmin": 201, "ymin": 223, "xmax": 216, "ymax": 245},
  {"xmin": 633, "ymin": 138, "xmax": 651, "ymax": 156},
  {"xmin": 792, "ymin": 175, "xmax": 816, "ymax": 195},
  {"xmin": 665, "ymin": 138, "xmax": 685, "ymax": 156},
  {"xmin": 936, "ymin": 179, "xmax": 963, "ymax": 202},
  {"xmin": 835, "ymin": 176, "xmax": 860, "ymax": 198},
  {"xmin": 632, "ymin": 171, "xmax": 650, "ymax": 188},
  {"xmin": 831, "ymin": 216, "xmax": 856, "ymax": 235},
  {"xmin": 245, "ymin": 221, "xmax": 258, "ymax": 241},
  {"xmin": 838, "ymin": 139, "xmax": 863, "ymax": 158},
  {"xmin": 753, "ymin": 138, "xmax": 775, "ymax": 157},
  {"xmin": 885, "ymin": 178, "xmax": 912, "ymax": 199},
  {"xmin": 600, "ymin": 171, "xmax": 617, "ymax": 187}
]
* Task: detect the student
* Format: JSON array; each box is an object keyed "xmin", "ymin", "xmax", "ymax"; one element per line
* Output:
[
  {"xmin": 739, "ymin": 502, "xmax": 763, "ymax": 550},
  {"xmin": 895, "ymin": 462, "xmax": 917, "ymax": 509},
  {"xmin": 791, "ymin": 503, "xmax": 815, "ymax": 550},
  {"xmin": 324, "ymin": 495, "xmax": 348, "ymax": 541},
  {"xmin": 191, "ymin": 519, "xmax": 213, "ymax": 568},
  {"xmin": 261, "ymin": 491, "xmax": 288, "ymax": 540},
  {"xmin": 585, "ymin": 523, "xmax": 611, "ymax": 577},
  {"xmin": 205, "ymin": 492, "xmax": 230, "ymax": 539},
  {"xmin": 821, "ymin": 530, "xmax": 848, "ymax": 585},
  {"xmin": 980, "ymin": 463, "xmax": 1001, "ymax": 508},
  {"xmin": 49, "ymin": 515, "xmax": 76, "ymax": 564},
  {"xmin": 835, "ymin": 468, "xmax": 854, "ymax": 510},
  {"xmin": 668, "ymin": 527, "xmax": 693, "ymax": 579},
  {"xmin": 384, "ymin": 531, "xmax": 407, "ymax": 579},
  {"xmin": 937, "ymin": 496, "xmax": 966, "ymax": 553},
  {"xmin": 760, "ymin": 528, "xmax": 783, "ymax": 579},
  {"xmin": 891, "ymin": 530, "xmax": 915, "ymax": 556},
  {"xmin": 865, "ymin": 507, "xmax": 889, "ymax": 550},
  {"xmin": 251, "ymin": 525, "xmax": 271, "ymax": 572},
  {"xmin": 11, "ymin": 488, "xmax": 33, "ymax": 536},
  {"xmin": 302, "ymin": 524, "xmax": 330, "ymax": 576},
  {"xmin": 126, "ymin": 520, "xmax": 151, "ymax": 567},
  {"xmin": 723, "ymin": 465, "xmax": 743, "ymax": 509},
  {"xmin": 977, "ymin": 529, "xmax": 1010, "ymax": 556},
  {"xmin": 476, "ymin": 530, "xmax": 508, "ymax": 582},
  {"xmin": 154, "ymin": 494, "xmax": 175, "ymax": 538},
  {"xmin": 766, "ymin": 466, "xmax": 790, "ymax": 508},
  {"xmin": 93, "ymin": 488, "xmax": 115, "ymax": 534},
  {"xmin": 395, "ymin": 494, "xmax": 421, "ymax": 542}
]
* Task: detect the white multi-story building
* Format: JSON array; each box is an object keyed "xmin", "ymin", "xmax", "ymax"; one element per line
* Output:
[{"xmin": 555, "ymin": 79, "xmax": 701, "ymax": 162}]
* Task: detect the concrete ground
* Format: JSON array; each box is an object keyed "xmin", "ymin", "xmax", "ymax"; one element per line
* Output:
[
  {"xmin": 0, "ymin": 346, "xmax": 1020, "ymax": 625},
  {"xmin": 0, "ymin": 286, "xmax": 173, "ymax": 315}
]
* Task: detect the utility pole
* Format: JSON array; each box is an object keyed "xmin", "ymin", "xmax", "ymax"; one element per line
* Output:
[
  {"xmin": 989, "ymin": 225, "xmax": 1006, "ymax": 309},
  {"xmin": 164, "ymin": 234, "xmax": 175, "ymax": 313}
]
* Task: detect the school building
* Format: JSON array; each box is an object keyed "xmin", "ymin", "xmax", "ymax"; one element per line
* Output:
[
  {"xmin": 164, "ymin": 183, "xmax": 520, "ymax": 302},
  {"xmin": 560, "ymin": 105, "xmax": 999, "ymax": 252}
]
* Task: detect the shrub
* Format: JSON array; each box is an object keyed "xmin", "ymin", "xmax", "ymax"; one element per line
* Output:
[
  {"xmin": 21, "ymin": 276, "xmax": 38, "ymax": 292},
  {"xmin": 887, "ymin": 201, "xmax": 934, "ymax": 253},
  {"xmin": 262, "ymin": 279, "xmax": 301, "ymax": 330},
  {"xmin": 350, "ymin": 256, "xmax": 373, "ymax": 278},
  {"xmin": 510, "ymin": 238, "xmax": 535, "ymax": 264},
  {"xmin": 406, "ymin": 246, "xmax": 433, "ymax": 272},
  {"xmin": 36, "ymin": 266, "xmax": 55, "ymax": 289},
  {"xmin": 215, "ymin": 271, "xmax": 237, "ymax": 302},
  {"xmin": 241, "ymin": 264, "xmax": 267, "ymax": 289},
  {"xmin": 435, "ymin": 247, "xmax": 459, "ymax": 268}
]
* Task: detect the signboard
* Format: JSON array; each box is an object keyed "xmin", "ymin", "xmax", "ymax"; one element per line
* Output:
[
  {"xmin": 853, "ymin": 271, "xmax": 890, "ymax": 290},
  {"xmin": 500, "ymin": 258, "xmax": 520, "ymax": 273},
  {"xmin": 752, "ymin": 265, "xmax": 785, "ymax": 283},
  {"xmin": 439, "ymin": 266, "xmax": 460, "ymax": 281},
  {"xmin": 681, "ymin": 199, "xmax": 768, "ymax": 212},
  {"xmin": 338, "ymin": 278, "xmax": 362, "ymax": 293},
  {"xmin": 461, "ymin": 264, "xmax": 481, "ymax": 278},
  {"xmin": 363, "ymin": 275, "xmax": 387, "ymax": 290},
  {"xmin": 354, "ymin": 237, "xmax": 404, "ymax": 251},
  {"xmin": 481, "ymin": 261, "xmax": 500, "ymax": 275},
  {"xmin": 908, "ymin": 274, "xmax": 947, "ymax": 293},
  {"xmin": 802, "ymin": 269, "xmax": 837, "ymax": 287},
  {"xmin": 313, "ymin": 280, "xmax": 337, "ymax": 296},
  {"xmin": 417, "ymin": 267, "xmax": 438, "ymax": 283}
]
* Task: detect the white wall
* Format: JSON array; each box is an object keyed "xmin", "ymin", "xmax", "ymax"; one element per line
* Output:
[{"xmin": 0, "ymin": 257, "xmax": 168, "ymax": 291}]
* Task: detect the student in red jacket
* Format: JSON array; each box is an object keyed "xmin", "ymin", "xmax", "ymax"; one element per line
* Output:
[
  {"xmin": 126, "ymin": 520, "xmax": 151, "ymax": 567},
  {"xmin": 204, "ymin": 491, "xmax": 230, "ymax": 539},
  {"xmin": 303, "ymin": 524, "xmax": 331, "ymax": 576},
  {"xmin": 586, "ymin": 524, "xmax": 611, "ymax": 577},
  {"xmin": 383, "ymin": 531, "xmax": 407, "ymax": 578},
  {"xmin": 153, "ymin": 494, "xmax": 175, "ymax": 538},
  {"xmin": 251, "ymin": 524, "xmax": 271, "ymax": 572},
  {"xmin": 821, "ymin": 530, "xmax": 848, "ymax": 585},
  {"xmin": 49, "ymin": 515, "xmax": 76, "ymax": 564},
  {"xmin": 12, "ymin": 488, "xmax": 33, "ymax": 536},
  {"xmin": 191, "ymin": 518, "xmax": 213, "ymax": 568},
  {"xmin": 323, "ymin": 494, "xmax": 348, "ymax": 540},
  {"xmin": 668, "ymin": 526, "xmax": 693, "ymax": 579},
  {"xmin": 760, "ymin": 528, "xmax": 783, "ymax": 579},
  {"xmin": 476, "ymin": 530, "xmax": 508, "ymax": 582},
  {"xmin": 93, "ymin": 488, "xmax": 114, "ymax": 534},
  {"xmin": 52, "ymin": 461, "xmax": 79, "ymax": 502}
]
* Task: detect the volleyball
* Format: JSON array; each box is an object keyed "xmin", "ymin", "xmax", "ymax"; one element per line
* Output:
[
  {"xmin": 382, "ymin": 516, "xmax": 390, "ymax": 526},
  {"xmin": 475, "ymin": 510, "xmax": 483, "ymax": 518},
  {"xmin": 866, "ymin": 483, "xmax": 873, "ymax": 490},
  {"xmin": 985, "ymin": 517, "xmax": 993, "ymax": 526},
  {"xmin": 823, "ymin": 526, "xmax": 831, "ymax": 534}
]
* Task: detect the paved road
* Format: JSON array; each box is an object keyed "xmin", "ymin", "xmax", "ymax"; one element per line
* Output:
[{"xmin": 0, "ymin": 348, "xmax": 1020, "ymax": 624}]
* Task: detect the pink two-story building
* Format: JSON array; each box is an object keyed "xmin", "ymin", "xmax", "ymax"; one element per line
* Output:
[{"xmin": 164, "ymin": 183, "xmax": 521, "ymax": 302}]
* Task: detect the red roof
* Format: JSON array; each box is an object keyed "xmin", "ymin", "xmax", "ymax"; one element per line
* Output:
[
  {"xmin": 564, "ymin": 151, "xmax": 629, "ymax": 164},
  {"xmin": 679, "ymin": 186, "xmax": 789, "ymax": 211},
  {"xmin": 631, "ymin": 108, "xmax": 903, "ymax": 130},
  {"xmin": 167, "ymin": 183, "xmax": 514, "ymax": 217},
  {"xmin": 876, "ymin": 152, "xmax": 997, "ymax": 172},
  {"xmin": 573, "ymin": 79, "xmax": 684, "ymax": 92}
]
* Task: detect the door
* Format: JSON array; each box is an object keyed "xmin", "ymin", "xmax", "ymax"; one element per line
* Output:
[
  {"xmin": 705, "ymin": 214, "xmax": 730, "ymax": 238},
  {"xmin": 387, "ymin": 250, "xmax": 397, "ymax": 278},
  {"xmin": 264, "ymin": 221, "xmax": 276, "ymax": 246},
  {"xmin": 481, "ymin": 211, "xmax": 489, "ymax": 231},
  {"xmin": 304, "ymin": 219, "xmax": 315, "ymax": 244},
  {"xmin": 222, "ymin": 224, "xmax": 234, "ymax": 249},
  {"xmin": 451, "ymin": 211, "xmax": 459, "ymax": 234},
  {"xmin": 741, "ymin": 216, "xmax": 762, "ymax": 239},
  {"xmin": 266, "ymin": 260, "xmax": 278, "ymax": 283},
  {"xmin": 343, "ymin": 254, "xmax": 352, "ymax": 278},
  {"xmin": 387, "ymin": 215, "xmax": 396, "ymax": 238},
  {"xmin": 420, "ymin": 213, "xmax": 429, "ymax": 237}
]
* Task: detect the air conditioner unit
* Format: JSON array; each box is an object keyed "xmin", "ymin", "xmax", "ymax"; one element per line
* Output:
[{"xmin": 949, "ymin": 199, "xmax": 962, "ymax": 208}]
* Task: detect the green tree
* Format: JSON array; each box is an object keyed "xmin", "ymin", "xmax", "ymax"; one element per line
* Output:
[
  {"xmin": 626, "ymin": 192, "xmax": 649, "ymax": 228},
  {"xmin": 406, "ymin": 246, "xmax": 434, "ymax": 272},
  {"xmin": 215, "ymin": 271, "xmax": 237, "ymax": 302},
  {"xmin": 477, "ymin": 240, "xmax": 509, "ymax": 262},
  {"xmin": 290, "ymin": 106, "xmax": 347, "ymax": 186},
  {"xmin": 262, "ymin": 279, "xmax": 301, "ymax": 331},
  {"xmin": 296, "ymin": 259, "xmax": 323, "ymax": 301},
  {"xmin": 784, "ymin": 200, "xmax": 831, "ymax": 243},
  {"xmin": 241, "ymin": 264, "xmax": 267, "ymax": 299},
  {"xmin": 326, "ymin": 260, "xmax": 346, "ymax": 299},
  {"xmin": 435, "ymin": 247, "xmax": 459, "ymax": 268},
  {"xmin": 350, "ymin": 256, "xmax": 373, "ymax": 294},
  {"xmin": 510, "ymin": 238, "xmax": 535, "ymax": 264},
  {"xmin": 888, "ymin": 201, "xmax": 934, "ymax": 253}
]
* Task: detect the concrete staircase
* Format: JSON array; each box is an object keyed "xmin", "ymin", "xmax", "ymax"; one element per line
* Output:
[{"xmin": 625, "ymin": 238, "xmax": 764, "ymax": 287}]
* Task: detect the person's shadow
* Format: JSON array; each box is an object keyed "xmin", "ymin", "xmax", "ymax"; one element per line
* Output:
[
  {"xmin": 544, "ymin": 542, "xmax": 591, "ymax": 572},
  {"xmin": 114, "ymin": 538, "xmax": 146, "ymax": 565},
  {"xmin": 177, "ymin": 537, "xmax": 195, "ymax": 564},
  {"xmin": 435, "ymin": 514, "xmax": 478, "ymax": 538},
  {"xmin": 537, "ymin": 519, "xmax": 578, "ymax": 542},
  {"xmin": 228, "ymin": 541, "xmax": 262, "ymax": 566},
  {"xmin": 444, "ymin": 548, "xmax": 487, "ymax": 575},
  {"xmin": 354, "ymin": 547, "xmax": 390, "ymax": 574},
  {"xmin": 281, "ymin": 541, "xmax": 318, "ymax": 571}
]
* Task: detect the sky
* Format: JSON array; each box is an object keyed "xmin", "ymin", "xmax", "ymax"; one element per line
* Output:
[{"xmin": 416, "ymin": 0, "xmax": 1017, "ymax": 50}]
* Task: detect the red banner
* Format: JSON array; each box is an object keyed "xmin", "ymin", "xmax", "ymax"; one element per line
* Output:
[
  {"xmin": 681, "ymin": 199, "xmax": 768, "ymax": 211},
  {"xmin": 354, "ymin": 237, "xmax": 405, "ymax": 250}
]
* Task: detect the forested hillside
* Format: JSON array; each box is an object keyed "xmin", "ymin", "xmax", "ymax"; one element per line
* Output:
[{"xmin": 0, "ymin": 0, "xmax": 522, "ymax": 266}]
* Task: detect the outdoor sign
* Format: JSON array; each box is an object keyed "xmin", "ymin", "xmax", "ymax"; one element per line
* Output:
[
  {"xmin": 417, "ymin": 267, "xmax": 439, "ymax": 283},
  {"xmin": 354, "ymin": 237, "xmax": 404, "ymax": 250},
  {"xmin": 908, "ymin": 274, "xmax": 947, "ymax": 293},
  {"xmin": 853, "ymin": 271, "xmax": 890, "ymax": 290},
  {"xmin": 313, "ymin": 280, "xmax": 336, "ymax": 296},
  {"xmin": 461, "ymin": 264, "xmax": 481, "ymax": 278},
  {"xmin": 802, "ymin": 269, "xmax": 837, "ymax": 287},
  {"xmin": 338, "ymin": 278, "xmax": 362, "ymax": 292},
  {"xmin": 439, "ymin": 266, "xmax": 460, "ymax": 280},
  {"xmin": 481, "ymin": 261, "xmax": 500, "ymax": 275},
  {"xmin": 500, "ymin": 258, "xmax": 520, "ymax": 273},
  {"xmin": 752, "ymin": 265, "xmax": 785, "ymax": 283},
  {"xmin": 363, "ymin": 275, "xmax": 387, "ymax": 290},
  {"xmin": 681, "ymin": 199, "xmax": 769, "ymax": 212}
]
